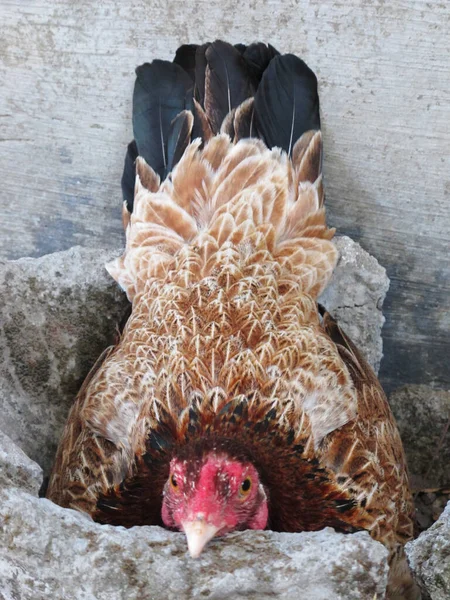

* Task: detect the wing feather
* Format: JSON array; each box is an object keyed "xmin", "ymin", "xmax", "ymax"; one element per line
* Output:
[
  {"xmin": 319, "ymin": 309, "xmax": 414, "ymax": 547},
  {"xmin": 46, "ymin": 346, "xmax": 133, "ymax": 511}
]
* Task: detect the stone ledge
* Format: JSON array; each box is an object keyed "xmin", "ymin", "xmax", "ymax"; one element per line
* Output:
[{"xmin": 406, "ymin": 502, "xmax": 450, "ymax": 600}]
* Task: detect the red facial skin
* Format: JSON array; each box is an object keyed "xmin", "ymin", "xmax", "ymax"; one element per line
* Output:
[{"xmin": 161, "ymin": 453, "xmax": 268, "ymax": 535}]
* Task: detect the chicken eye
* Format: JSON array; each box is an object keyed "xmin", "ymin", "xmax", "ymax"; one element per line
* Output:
[
  {"xmin": 240, "ymin": 477, "xmax": 252, "ymax": 497},
  {"xmin": 170, "ymin": 474, "xmax": 179, "ymax": 491}
]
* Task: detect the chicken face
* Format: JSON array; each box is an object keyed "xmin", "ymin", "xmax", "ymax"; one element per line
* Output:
[{"xmin": 161, "ymin": 453, "xmax": 268, "ymax": 557}]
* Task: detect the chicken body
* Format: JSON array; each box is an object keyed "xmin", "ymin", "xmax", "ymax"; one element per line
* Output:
[{"xmin": 47, "ymin": 41, "xmax": 416, "ymax": 598}]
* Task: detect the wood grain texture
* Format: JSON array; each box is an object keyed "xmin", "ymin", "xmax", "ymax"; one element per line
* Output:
[{"xmin": 0, "ymin": 0, "xmax": 449, "ymax": 393}]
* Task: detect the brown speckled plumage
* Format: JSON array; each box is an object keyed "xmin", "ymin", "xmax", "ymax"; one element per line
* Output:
[{"xmin": 47, "ymin": 41, "xmax": 416, "ymax": 598}]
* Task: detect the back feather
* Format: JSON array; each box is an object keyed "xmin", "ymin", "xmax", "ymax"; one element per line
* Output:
[{"xmin": 115, "ymin": 40, "xmax": 329, "ymax": 301}]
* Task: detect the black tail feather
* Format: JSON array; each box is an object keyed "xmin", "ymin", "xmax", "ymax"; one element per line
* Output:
[
  {"xmin": 122, "ymin": 40, "xmax": 321, "ymax": 209},
  {"xmin": 233, "ymin": 43, "xmax": 247, "ymax": 55},
  {"xmin": 254, "ymin": 54, "xmax": 320, "ymax": 156},
  {"xmin": 242, "ymin": 42, "xmax": 280, "ymax": 84},
  {"xmin": 203, "ymin": 41, "xmax": 253, "ymax": 133},
  {"xmin": 132, "ymin": 60, "xmax": 193, "ymax": 179},
  {"xmin": 121, "ymin": 140, "xmax": 138, "ymax": 212},
  {"xmin": 173, "ymin": 44, "xmax": 198, "ymax": 83}
]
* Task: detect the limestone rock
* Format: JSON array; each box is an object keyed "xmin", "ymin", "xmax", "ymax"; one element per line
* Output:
[
  {"xmin": 319, "ymin": 235, "xmax": 390, "ymax": 374},
  {"xmin": 389, "ymin": 385, "xmax": 450, "ymax": 531},
  {"xmin": 388, "ymin": 385, "xmax": 450, "ymax": 489},
  {"xmin": 406, "ymin": 502, "xmax": 450, "ymax": 600},
  {"xmin": 0, "ymin": 433, "xmax": 389, "ymax": 600},
  {"xmin": 0, "ymin": 247, "xmax": 129, "ymax": 475},
  {"xmin": 0, "ymin": 429, "xmax": 43, "ymax": 496},
  {"xmin": 0, "ymin": 237, "xmax": 387, "ymax": 478}
]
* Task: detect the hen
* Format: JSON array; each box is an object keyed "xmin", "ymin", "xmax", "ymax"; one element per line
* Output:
[{"xmin": 47, "ymin": 41, "xmax": 417, "ymax": 598}]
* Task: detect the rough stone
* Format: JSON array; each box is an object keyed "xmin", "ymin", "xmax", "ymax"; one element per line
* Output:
[
  {"xmin": 389, "ymin": 385, "xmax": 450, "ymax": 490},
  {"xmin": 319, "ymin": 235, "xmax": 389, "ymax": 374},
  {"xmin": 0, "ymin": 246, "xmax": 129, "ymax": 475},
  {"xmin": 0, "ymin": 237, "xmax": 387, "ymax": 478},
  {"xmin": 0, "ymin": 434, "xmax": 389, "ymax": 600},
  {"xmin": 405, "ymin": 502, "xmax": 450, "ymax": 600},
  {"xmin": 0, "ymin": 429, "xmax": 43, "ymax": 496},
  {"xmin": 388, "ymin": 385, "xmax": 450, "ymax": 532}
]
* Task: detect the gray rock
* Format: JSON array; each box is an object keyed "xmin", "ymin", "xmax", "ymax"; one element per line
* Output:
[
  {"xmin": 389, "ymin": 385, "xmax": 450, "ymax": 490},
  {"xmin": 319, "ymin": 235, "xmax": 390, "ymax": 374},
  {"xmin": 0, "ymin": 237, "xmax": 387, "ymax": 478},
  {"xmin": 0, "ymin": 429, "xmax": 43, "ymax": 496},
  {"xmin": 0, "ymin": 246, "xmax": 129, "ymax": 475},
  {"xmin": 406, "ymin": 502, "xmax": 450, "ymax": 600},
  {"xmin": 0, "ymin": 433, "xmax": 389, "ymax": 600}
]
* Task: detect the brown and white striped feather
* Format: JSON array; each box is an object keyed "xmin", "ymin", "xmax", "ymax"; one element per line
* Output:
[{"xmin": 47, "ymin": 133, "xmax": 414, "ymax": 593}]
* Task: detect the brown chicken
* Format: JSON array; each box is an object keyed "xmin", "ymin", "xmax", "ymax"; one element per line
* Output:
[{"xmin": 47, "ymin": 41, "xmax": 417, "ymax": 598}]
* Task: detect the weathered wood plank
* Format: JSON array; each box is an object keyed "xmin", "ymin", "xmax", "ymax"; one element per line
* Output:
[{"xmin": 1, "ymin": 0, "xmax": 449, "ymax": 392}]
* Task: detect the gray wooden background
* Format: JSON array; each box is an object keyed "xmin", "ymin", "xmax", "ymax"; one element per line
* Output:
[{"xmin": 1, "ymin": 0, "xmax": 449, "ymax": 393}]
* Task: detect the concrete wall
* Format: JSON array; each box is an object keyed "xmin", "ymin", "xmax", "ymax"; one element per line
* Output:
[{"xmin": 1, "ymin": 0, "xmax": 449, "ymax": 392}]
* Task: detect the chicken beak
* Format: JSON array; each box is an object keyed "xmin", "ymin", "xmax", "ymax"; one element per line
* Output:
[{"xmin": 182, "ymin": 519, "xmax": 220, "ymax": 558}]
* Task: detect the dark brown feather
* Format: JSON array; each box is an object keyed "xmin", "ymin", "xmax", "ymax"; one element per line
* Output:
[
  {"xmin": 292, "ymin": 130, "xmax": 323, "ymax": 185},
  {"xmin": 320, "ymin": 308, "xmax": 377, "ymax": 392},
  {"xmin": 220, "ymin": 108, "xmax": 236, "ymax": 138},
  {"xmin": 194, "ymin": 43, "xmax": 210, "ymax": 106},
  {"xmin": 191, "ymin": 98, "xmax": 214, "ymax": 143},
  {"xmin": 233, "ymin": 97, "xmax": 255, "ymax": 141},
  {"xmin": 167, "ymin": 110, "xmax": 194, "ymax": 173}
]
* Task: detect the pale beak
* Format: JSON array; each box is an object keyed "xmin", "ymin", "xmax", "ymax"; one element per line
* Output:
[{"xmin": 182, "ymin": 518, "xmax": 220, "ymax": 558}]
